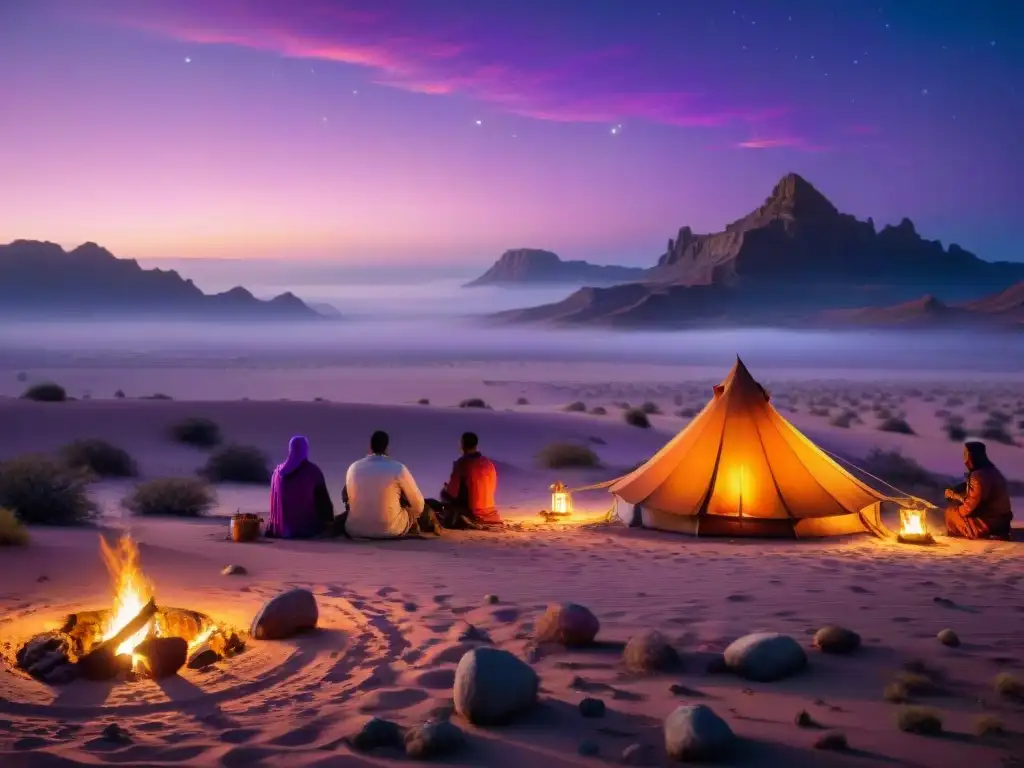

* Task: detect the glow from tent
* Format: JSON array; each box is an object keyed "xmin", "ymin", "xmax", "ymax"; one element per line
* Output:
[{"xmin": 727, "ymin": 465, "xmax": 751, "ymax": 513}]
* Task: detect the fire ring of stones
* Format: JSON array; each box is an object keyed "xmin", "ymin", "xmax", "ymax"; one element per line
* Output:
[{"xmin": 15, "ymin": 603, "xmax": 245, "ymax": 685}]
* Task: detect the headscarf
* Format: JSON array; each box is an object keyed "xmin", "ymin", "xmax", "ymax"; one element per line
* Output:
[
  {"xmin": 268, "ymin": 436, "xmax": 310, "ymax": 537},
  {"xmin": 965, "ymin": 441, "xmax": 994, "ymax": 471}
]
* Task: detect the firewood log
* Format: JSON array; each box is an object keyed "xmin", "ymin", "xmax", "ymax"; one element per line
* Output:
[{"xmin": 77, "ymin": 598, "xmax": 157, "ymax": 680}]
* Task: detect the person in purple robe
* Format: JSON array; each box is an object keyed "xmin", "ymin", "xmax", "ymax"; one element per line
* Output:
[{"xmin": 266, "ymin": 436, "xmax": 335, "ymax": 539}]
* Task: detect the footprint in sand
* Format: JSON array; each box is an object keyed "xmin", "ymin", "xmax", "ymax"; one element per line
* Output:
[
  {"xmin": 268, "ymin": 722, "xmax": 329, "ymax": 747},
  {"xmin": 357, "ymin": 687, "xmax": 430, "ymax": 713}
]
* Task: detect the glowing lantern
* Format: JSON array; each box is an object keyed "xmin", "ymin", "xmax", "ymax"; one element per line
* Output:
[
  {"xmin": 550, "ymin": 481, "xmax": 573, "ymax": 516},
  {"xmin": 897, "ymin": 506, "xmax": 933, "ymax": 544}
]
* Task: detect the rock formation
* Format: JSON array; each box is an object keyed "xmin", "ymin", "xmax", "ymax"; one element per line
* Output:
[{"xmin": 465, "ymin": 248, "xmax": 646, "ymax": 287}]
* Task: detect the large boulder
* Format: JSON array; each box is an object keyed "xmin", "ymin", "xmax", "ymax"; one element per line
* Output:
[
  {"xmin": 724, "ymin": 632, "xmax": 807, "ymax": 682},
  {"xmin": 453, "ymin": 647, "xmax": 539, "ymax": 725},
  {"xmin": 535, "ymin": 603, "xmax": 599, "ymax": 647},
  {"xmin": 250, "ymin": 588, "xmax": 318, "ymax": 640},
  {"xmin": 664, "ymin": 704, "xmax": 735, "ymax": 762},
  {"xmin": 624, "ymin": 630, "xmax": 679, "ymax": 674}
]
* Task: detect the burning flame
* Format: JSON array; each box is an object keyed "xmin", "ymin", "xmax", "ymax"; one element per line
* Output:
[
  {"xmin": 99, "ymin": 534, "xmax": 155, "ymax": 660},
  {"xmin": 901, "ymin": 509, "xmax": 926, "ymax": 537}
]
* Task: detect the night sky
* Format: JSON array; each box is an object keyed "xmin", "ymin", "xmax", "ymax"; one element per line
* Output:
[{"xmin": 2, "ymin": 0, "xmax": 1020, "ymax": 265}]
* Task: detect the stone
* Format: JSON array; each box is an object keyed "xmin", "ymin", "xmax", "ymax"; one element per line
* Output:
[
  {"xmin": 404, "ymin": 720, "xmax": 465, "ymax": 760},
  {"xmin": 578, "ymin": 697, "xmax": 606, "ymax": 718},
  {"xmin": 621, "ymin": 742, "xmax": 651, "ymax": 765},
  {"xmin": 485, "ymin": 594, "xmax": 499, "ymax": 604},
  {"xmin": 453, "ymin": 647, "xmax": 539, "ymax": 725},
  {"xmin": 813, "ymin": 625, "xmax": 861, "ymax": 655},
  {"xmin": 101, "ymin": 723, "xmax": 131, "ymax": 744},
  {"xmin": 222, "ymin": 564, "xmax": 247, "ymax": 576},
  {"xmin": 535, "ymin": 603, "xmax": 599, "ymax": 647},
  {"xmin": 350, "ymin": 717, "xmax": 403, "ymax": 751},
  {"xmin": 664, "ymin": 704, "xmax": 735, "ymax": 762},
  {"xmin": 16, "ymin": 632, "xmax": 75, "ymax": 678},
  {"xmin": 458, "ymin": 623, "xmax": 491, "ymax": 643},
  {"xmin": 250, "ymin": 588, "xmax": 318, "ymax": 640},
  {"xmin": 186, "ymin": 644, "xmax": 222, "ymax": 670},
  {"xmin": 577, "ymin": 739, "xmax": 600, "ymax": 757},
  {"xmin": 937, "ymin": 628, "xmax": 960, "ymax": 647},
  {"xmin": 136, "ymin": 636, "xmax": 188, "ymax": 679},
  {"xmin": 430, "ymin": 700, "xmax": 455, "ymax": 721},
  {"xmin": 724, "ymin": 632, "xmax": 807, "ymax": 682},
  {"xmin": 624, "ymin": 630, "xmax": 679, "ymax": 673}
]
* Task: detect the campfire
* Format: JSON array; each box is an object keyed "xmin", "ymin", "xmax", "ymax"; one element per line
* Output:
[
  {"xmin": 15, "ymin": 534, "xmax": 243, "ymax": 684},
  {"xmin": 897, "ymin": 506, "xmax": 934, "ymax": 545}
]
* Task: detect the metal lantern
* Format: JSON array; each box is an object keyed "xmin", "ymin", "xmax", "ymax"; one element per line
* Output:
[
  {"xmin": 550, "ymin": 481, "xmax": 573, "ymax": 516},
  {"xmin": 898, "ymin": 506, "xmax": 932, "ymax": 544}
]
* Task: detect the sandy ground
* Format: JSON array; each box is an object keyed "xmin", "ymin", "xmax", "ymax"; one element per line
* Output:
[{"xmin": 2, "ymin": 362, "xmax": 1024, "ymax": 766}]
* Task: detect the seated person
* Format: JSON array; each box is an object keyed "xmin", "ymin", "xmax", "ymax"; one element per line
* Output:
[
  {"xmin": 343, "ymin": 430, "xmax": 441, "ymax": 538},
  {"xmin": 944, "ymin": 441, "xmax": 1013, "ymax": 540},
  {"xmin": 266, "ymin": 436, "xmax": 335, "ymax": 539},
  {"xmin": 426, "ymin": 432, "xmax": 502, "ymax": 529}
]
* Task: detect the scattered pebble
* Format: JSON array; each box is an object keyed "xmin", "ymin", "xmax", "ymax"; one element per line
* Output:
[
  {"xmin": 937, "ymin": 628, "xmax": 961, "ymax": 647},
  {"xmin": 101, "ymin": 723, "xmax": 131, "ymax": 744},
  {"xmin": 222, "ymin": 564, "xmax": 247, "ymax": 576},
  {"xmin": 485, "ymin": 594, "xmax": 499, "ymax": 604},
  {"xmin": 814, "ymin": 731, "xmax": 849, "ymax": 751},
  {"xmin": 795, "ymin": 710, "xmax": 821, "ymax": 728},
  {"xmin": 350, "ymin": 717, "xmax": 403, "ymax": 751},
  {"xmin": 405, "ymin": 719, "xmax": 465, "ymax": 760},
  {"xmin": 579, "ymin": 697, "xmax": 606, "ymax": 718},
  {"xmin": 813, "ymin": 625, "xmax": 861, "ymax": 655}
]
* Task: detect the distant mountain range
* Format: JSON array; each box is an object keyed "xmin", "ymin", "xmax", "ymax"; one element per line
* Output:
[
  {"xmin": 464, "ymin": 248, "xmax": 646, "ymax": 287},
  {"xmin": 493, "ymin": 174, "xmax": 1024, "ymax": 330},
  {"xmin": 0, "ymin": 240, "xmax": 322, "ymax": 319}
]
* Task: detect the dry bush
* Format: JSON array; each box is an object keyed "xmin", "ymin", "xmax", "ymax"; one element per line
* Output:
[
  {"xmin": 810, "ymin": 407, "xmax": 831, "ymax": 418},
  {"xmin": 884, "ymin": 682, "xmax": 909, "ymax": 703},
  {"xmin": 813, "ymin": 732, "xmax": 848, "ymax": 751},
  {"xmin": 199, "ymin": 444, "xmax": 271, "ymax": 484},
  {"xmin": 0, "ymin": 507, "xmax": 29, "ymax": 546},
  {"xmin": 974, "ymin": 715, "xmax": 1005, "ymax": 738},
  {"xmin": 563, "ymin": 401, "xmax": 587, "ymax": 412},
  {"xmin": 416, "ymin": 397, "xmax": 430, "ymax": 405},
  {"xmin": 60, "ymin": 438, "xmax": 138, "ymax": 478},
  {"xmin": 944, "ymin": 421, "xmax": 968, "ymax": 441},
  {"xmin": 979, "ymin": 421, "xmax": 1015, "ymax": 445},
  {"xmin": 896, "ymin": 707, "xmax": 942, "ymax": 735},
  {"xmin": 945, "ymin": 396, "xmax": 964, "ymax": 407},
  {"xmin": 515, "ymin": 397, "xmax": 529, "ymax": 405},
  {"xmin": 878, "ymin": 417, "xmax": 914, "ymax": 435},
  {"xmin": 459, "ymin": 398, "xmax": 490, "ymax": 409},
  {"xmin": 114, "ymin": 389, "xmax": 126, "ymax": 399},
  {"xmin": 123, "ymin": 477, "xmax": 216, "ymax": 517},
  {"xmin": 590, "ymin": 406, "xmax": 607, "ymax": 415},
  {"xmin": 934, "ymin": 409, "xmax": 951, "ymax": 419},
  {"xmin": 624, "ymin": 408, "xmax": 651, "ymax": 429},
  {"xmin": 830, "ymin": 410, "xmax": 859, "ymax": 428},
  {"xmin": 994, "ymin": 672, "xmax": 1023, "ymax": 700},
  {"xmin": 0, "ymin": 454, "xmax": 96, "ymax": 525},
  {"xmin": 677, "ymin": 407, "xmax": 699, "ymax": 418},
  {"xmin": 171, "ymin": 417, "xmax": 223, "ymax": 448},
  {"xmin": 536, "ymin": 442, "xmax": 601, "ymax": 469},
  {"xmin": 861, "ymin": 449, "xmax": 940, "ymax": 491},
  {"xmin": 143, "ymin": 392, "xmax": 173, "ymax": 400},
  {"xmin": 639, "ymin": 401, "xmax": 661, "ymax": 415},
  {"xmin": 20, "ymin": 382, "xmax": 67, "ymax": 402}
]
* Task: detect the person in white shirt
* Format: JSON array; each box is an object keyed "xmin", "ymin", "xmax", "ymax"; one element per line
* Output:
[{"xmin": 341, "ymin": 430, "xmax": 441, "ymax": 538}]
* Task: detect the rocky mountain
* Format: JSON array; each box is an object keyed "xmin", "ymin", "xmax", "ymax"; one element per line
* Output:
[
  {"xmin": 962, "ymin": 281, "xmax": 1024, "ymax": 321},
  {"xmin": 0, "ymin": 240, "xmax": 321, "ymax": 319},
  {"xmin": 496, "ymin": 174, "xmax": 1024, "ymax": 328},
  {"xmin": 465, "ymin": 248, "xmax": 646, "ymax": 287}
]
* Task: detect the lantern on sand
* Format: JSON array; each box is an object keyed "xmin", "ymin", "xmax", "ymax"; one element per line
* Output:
[
  {"xmin": 897, "ymin": 505, "xmax": 933, "ymax": 544},
  {"xmin": 550, "ymin": 481, "xmax": 573, "ymax": 516}
]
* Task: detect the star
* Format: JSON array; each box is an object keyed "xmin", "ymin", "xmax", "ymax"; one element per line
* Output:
[
  {"xmin": 322, "ymin": 116, "xmax": 328, "ymax": 122},
  {"xmin": 853, "ymin": 59, "xmax": 859, "ymax": 65},
  {"xmin": 352, "ymin": 89, "xmax": 359, "ymax": 95},
  {"xmin": 990, "ymin": 40, "xmax": 996, "ymax": 47},
  {"xmin": 475, "ymin": 119, "xmax": 483, "ymax": 126},
  {"xmin": 921, "ymin": 88, "xmax": 929, "ymax": 96},
  {"xmin": 610, "ymin": 124, "xmax": 622, "ymax": 135},
  {"xmin": 184, "ymin": 56, "xmax": 191, "ymax": 64},
  {"xmin": 885, "ymin": 22, "xmax": 890, "ymax": 29}
]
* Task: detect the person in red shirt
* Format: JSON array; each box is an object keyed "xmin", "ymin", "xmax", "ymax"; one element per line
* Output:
[{"xmin": 427, "ymin": 432, "xmax": 503, "ymax": 529}]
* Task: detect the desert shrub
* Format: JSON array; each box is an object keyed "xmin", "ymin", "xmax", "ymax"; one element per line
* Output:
[
  {"xmin": 0, "ymin": 454, "xmax": 96, "ymax": 525},
  {"xmin": 114, "ymin": 389, "xmax": 126, "ymax": 399},
  {"xmin": 672, "ymin": 393, "xmax": 684, "ymax": 406},
  {"xmin": 883, "ymin": 682, "xmax": 908, "ymax": 703},
  {"xmin": 0, "ymin": 507, "xmax": 29, "ymax": 546},
  {"xmin": 979, "ymin": 422, "xmax": 1015, "ymax": 445},
  {"xmin": 934, "ymin": 409, "xmax": 951, "ymax": 419},
  {"xmin": 590, "ymin": 406, "xmax": 607, "ymax": 415},
  {"xmin": 944, "ymin": 421, "xmax": 968, "ymax": 441},
  {"xmin": 515, "ymin": 397, "xmax": 529, "ymax": 406},
  {"xmin": 813, "ymin": 732, "xmax": 848, "ymax": 751},
  {"xmin": 639, "ymin": 401, "xmax": 661, "ymax": 415},
  {"xmin": 536, "ymin": 442, "xmax": 601, "ymax": 469},
  {"xmin": 986, "ymin": 410, "xmax": 1010, "ymax": 424},
  {"xmin": 677, "ymin": 407, "xmax": 699, "ymax": 418},
  {"xmin": 878, "ymin": 417, "xmax": 914, "ymax": 435},
  {"xmin": 171, "ymin": 417, "xmax": 222, "ymax": 448},
  {"xmin": 143, "ymin": 392, "xmax": 173, "ymax": 400},
  {"xmin": 15, "ymin": 371, "xmax": 27, "ymax": 382},
  {"xmin": 59, "ymin": 438, "xmax": 138, "ymax": 478},
  {"xmin": 830, "ymin": 410, "xmax": 858, "ymax": 428},
  {"xmin": 416, "ymin": 398, "xmax": 430, "ymax": 405},
  {"xmin": 199, "ymin": 444, "xmax": 270, "ymax": 484},
  {"xmin": 563, "ymin": 401, "xmax": 587, "ymax": 413},
  {"xmin": 945, "ymin": 396, "xmax": 964, "ymax": 407},
  {"xmin": 624, "ymin": 408, "xmax": 651, "ymax": 429},
  {"xmin": 860, "ymin": 449, "xmax": 940, "ymax": 490},
  {"xmin": 896, "ymin": 707, "xmax": 942, "ymax": 735},
  {"xmin": 459, "ymin": 398, "xmax": 490, "ymax": 409},
  {"xmin": 974, "ymin": 715, "xmax": 1004, "ymax": 738},
  {"xmin": 123, "ymin": 477, "xmax": 216, "ymax": 517},
  {"xmin": 994, "ymin": 672, "xmax": 1023, "ymax": 700},
  {"xmin": 874, "ymin": 407, "xmax": 893, "ymax": 420},
  {"xmin": 809, "ymin": 407, "xmax": 831, "ymax": 418},
  {"xmin": 1018, "ymin": 419, "xmax": 1024, "ymax": 431},
  {"xmin": 21, "ymin": 382, "xmax": 66, "ymax": 402}
]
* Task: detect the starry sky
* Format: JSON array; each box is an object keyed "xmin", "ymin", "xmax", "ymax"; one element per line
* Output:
[{"xmin": 2, "ymin": 0, "xmax": 1021, "ymax": 265}]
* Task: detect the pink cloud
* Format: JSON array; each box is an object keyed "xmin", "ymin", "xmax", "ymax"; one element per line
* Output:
[
  {"xmin": 76, "ymin": 0, "xmax": 802, "ymax": 140},
  {"xmin": 735, "ymin": 136, "xmax": 825, "ymax": 151}
]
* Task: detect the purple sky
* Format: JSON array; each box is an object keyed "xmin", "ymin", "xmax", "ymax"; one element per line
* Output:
[{"xmin": 2, "ymin": 0, "xmax": 1020, "ymax": 265}]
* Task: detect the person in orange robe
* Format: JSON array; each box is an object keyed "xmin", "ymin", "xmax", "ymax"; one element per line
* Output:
[{"xmin": 944, "ymin": 441, "xmax": 1013, "ymax": 540}]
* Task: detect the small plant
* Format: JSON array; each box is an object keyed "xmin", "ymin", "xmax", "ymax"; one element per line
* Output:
[
  {"xmin": 20, "ymin": 382, "xmax": 66, "ymax": 402},
  {"xmin": 114, "ymin": 389, "xmax": 126, "ymax": 399},
  {"xmin": 830, "ymin": 410, "xmax": 858, "ymax": 428},
  {"xmin": 171, "ymin": 417, "xmax": 222, "ymax": 448},
  {"xmin": 861, "ymin": 449, "xmax": 939, "ymax": 490},
  {"xmin": 563, "ymin": 401, "xmax": 587, "ymax": 412},
  {"xmin": 944, "ymin": 421, "xmax": 968, "ymax": 441},
  {"xmin": 979, "ymin": 422, "xmax": 1015, "ymax": 445},
  {"xmin": 536, "ymin": 442, "xmax": 601, "ymax": 469},
  {"xmin": 639, "ymin": 401, "xmax": 661, "ymax": 415},
  {"xmin": 0, "ymin": 454, "xmax": 96, "ymax": 525},
  {"xmin": 884, "ymin": 682, "xmax": 908, "ymax": 703},
  {"xmin": 515, "ymin": 397, "xmax": 529, "ymax": 405},
  {"xmin": 459, "ymin": 398, "xmax": 490, "ymax": 409},
  {"xmin": 589, "ymin": 406, "xmax": 607, "ymax": 415},
  {"xmin": 813, "ymin": 732, "xmax": 848, "ymax": 751},
  {"xmin": 0, "ymin": 507, "xmax": 29, "ymax": 546},
  {"xmin": 416, "ymin": 397, "xmax": 430, "ymax": 405},
  {"xmin": 945, "ymin": 396, "xmax": 964, "ymax": 407},
  {"xmin": 874, "ymin": 407, "xmax": 893, "ymax": 420},
  {"xmin": 199, "ymin": 444, "xmax": 271, "ymax": 484},
  {"xmin": 994, "ymin": 672, "xmax": 1023, "ymax": 700},
  {"xmin": 123, "ymin": 477, "xmax": 216, "ymax": 517},
  {"xmin": 809, "ymin": 407, "xmax": 831, "ymax": 418},
  {"xmin": 143, "ymin": 392, "xmax": 173, "ymax": 400},
  {"xmin": 624, "ymin": 408, "xmax": 651, "ymax": 429},
  {"xmin": 879, "ymin": 417, "xmax": 914, "ymax": 435},
  {"xmin": 974, "ymin": 714, "xmax": 1004, "ymax": 738},
  {"xmin": 15, "ymin": 371, "xmax": 27, "ymax": 382},
  {"xmin": 896, "ymin": 706, "xmax": 942, "ymax": 735},
  {"xmin": 60, "ymin": 439, "xmax": 138, "ymax": 478}
]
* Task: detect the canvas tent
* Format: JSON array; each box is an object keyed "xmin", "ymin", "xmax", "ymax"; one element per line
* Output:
[{"xmin": 609, "ymin": 358, "xmax": 897, "ymax": 538}]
